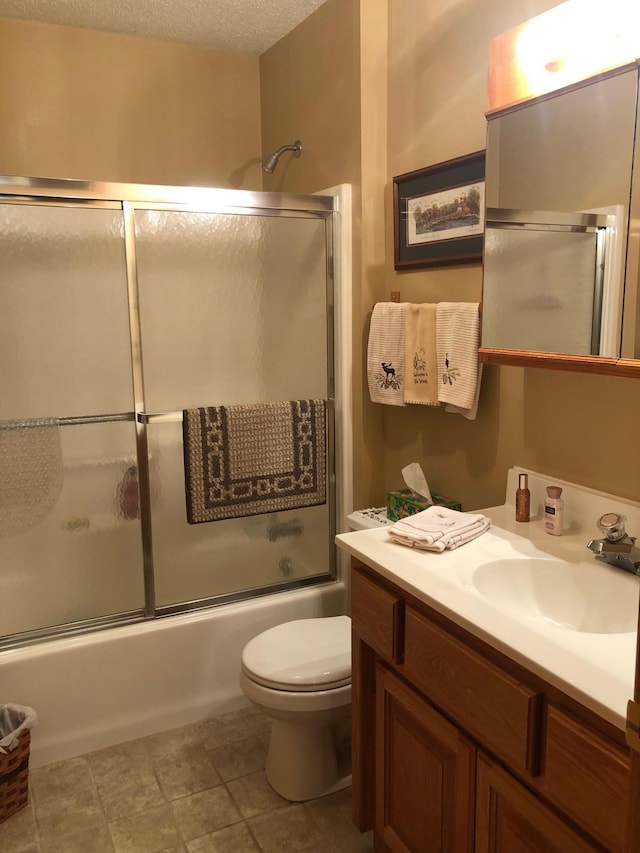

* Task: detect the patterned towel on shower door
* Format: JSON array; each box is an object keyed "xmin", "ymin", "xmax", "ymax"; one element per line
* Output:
[{"xmin": 182, "ymin": 399, "xmax": 326, "ymax": 523}]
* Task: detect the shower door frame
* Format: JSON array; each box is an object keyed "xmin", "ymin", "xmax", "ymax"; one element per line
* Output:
[{"xmin": 0, "ymin": 176, "xmax": 339, "ymax": 647}]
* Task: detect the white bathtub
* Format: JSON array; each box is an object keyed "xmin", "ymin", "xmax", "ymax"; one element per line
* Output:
[{"xmin": 1, "ymin": 579, "xmax": 346, "ymax": 768}]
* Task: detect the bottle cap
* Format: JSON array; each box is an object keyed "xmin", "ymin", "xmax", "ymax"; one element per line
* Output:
[
  {"xmin": 546, "ymin": 486, "xmax": 562, "ymax": 498},
  {"xmin": 518, "ymin": 473, "xmax": 528, "ymax": 489}
]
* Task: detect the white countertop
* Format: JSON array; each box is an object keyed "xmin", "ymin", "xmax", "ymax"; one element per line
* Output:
[{"xmin": 337, "ymin": 468, "xmax": 640, "ymax": 730}]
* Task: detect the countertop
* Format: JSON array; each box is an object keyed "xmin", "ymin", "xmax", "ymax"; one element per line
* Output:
[{"xmin": 337, "ymin": 469, "xmax": 640, "ymax": 730}]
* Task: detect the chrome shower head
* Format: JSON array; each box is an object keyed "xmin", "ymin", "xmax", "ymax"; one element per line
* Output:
[{"xmin": 262, "ymin": 140, "xmax": 302, "ymax": 174}]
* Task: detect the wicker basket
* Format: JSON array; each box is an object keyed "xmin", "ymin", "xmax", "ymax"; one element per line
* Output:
[{"xmin": 0, "ymin": 728, "xmax": 31, "ymax": 824}]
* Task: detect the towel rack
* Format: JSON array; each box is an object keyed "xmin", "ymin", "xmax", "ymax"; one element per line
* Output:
[
  {"xmin": 0, "ymin": 412, "xmax": 136, "ymax": 431},
  {"xmin": 138, "ymin": 399, "xmax": 336, "ymax": 425}
]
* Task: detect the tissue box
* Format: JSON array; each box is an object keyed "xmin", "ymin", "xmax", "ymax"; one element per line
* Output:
[{"xmin": 386, "ymin": 489, "xmax": 462, "ymax": 522}]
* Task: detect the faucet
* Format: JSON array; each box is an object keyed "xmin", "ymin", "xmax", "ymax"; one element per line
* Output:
[
  {"xmin": 586, "ymin": 512, "xmax": 640, "ymax": 575},
  {"xmin": 266, "ymin": 516, "xmax": 303, "ymax": 543}
]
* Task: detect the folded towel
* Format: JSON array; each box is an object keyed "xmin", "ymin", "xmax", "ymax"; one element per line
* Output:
[
  {"xmin": 388, "ymin": 504, "xmax": 490, "ymax": 552},
  {"xmin": 367, "ymin": 302, "xmax": 408, "ymax": 406},
  {"xmin": 183, "ymin": 400, "xmax": 326, "ymax": 523},
  {"xmin": 404, "ymin": 304, "xmax": 440, "ymax": 406},
  {"xmin": 436, "ymin": 303, "xmax": 481, "ymax": 413}
]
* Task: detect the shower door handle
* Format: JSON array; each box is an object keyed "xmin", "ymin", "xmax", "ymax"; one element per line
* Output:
[{"xmin": 137, "ymin": 411, "xmax": 184, "ymax": 424}]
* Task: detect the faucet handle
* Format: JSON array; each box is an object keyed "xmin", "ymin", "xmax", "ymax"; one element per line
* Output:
[{"xmin": 597, "ymin": 512, "xmax": 627, "ymax": 542}]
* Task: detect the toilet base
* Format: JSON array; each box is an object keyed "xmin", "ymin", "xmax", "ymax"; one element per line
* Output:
[{"xmin": 265, "ymin": 715, "xmax": 351, "ymax": 801}]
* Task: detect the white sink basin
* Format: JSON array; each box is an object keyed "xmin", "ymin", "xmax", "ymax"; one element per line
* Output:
[{"xmin": 471, "ymin": 557, "xmax": 639, "ymax": 634}]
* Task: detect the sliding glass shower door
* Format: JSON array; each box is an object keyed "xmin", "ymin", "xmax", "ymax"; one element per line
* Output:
[
  {"xmin": 0, "ymin": 180, "xmax": 337, "ymax": 645},
  {"xmin": 0, "ymin": 202, "xmax": 145, "ymax": 638},
  {"xmin": 133, "ymin": 207, "xmax": 333, "ymax": 610}
]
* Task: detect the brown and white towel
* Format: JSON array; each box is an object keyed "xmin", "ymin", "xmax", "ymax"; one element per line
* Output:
[
  {"xmin": 404, "ymin": 303, "xmax": 440, "ymax": 406},
  {"xmin": 183, "ymin": 400, "xmax": 326, "ymax": 523},
  {"xmin": 436, "ymin": 302, "xmax": 482, "ymax": 417},
  {"xmin": 367, "ymin": 302, "xmax": 408, "ymax": 406}
]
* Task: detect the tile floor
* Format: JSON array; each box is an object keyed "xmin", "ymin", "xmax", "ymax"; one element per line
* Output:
[{"xmin": 0, "ymin": 707, "xmax": 373, "ymax": 853}]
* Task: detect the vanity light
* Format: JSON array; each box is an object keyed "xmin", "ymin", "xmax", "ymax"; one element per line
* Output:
[{"xmin": 489, "ymin": 0, "xmax": 640, "ymax": 114}]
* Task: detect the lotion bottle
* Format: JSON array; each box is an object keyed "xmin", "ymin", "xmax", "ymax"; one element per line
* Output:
[
  {"xmin": 515, "ymin": 473, "xmax": 530, "ymax": 522},
  {"xmin": 544, "ymin": 485, "xmax": 564, "ymax": 535}
]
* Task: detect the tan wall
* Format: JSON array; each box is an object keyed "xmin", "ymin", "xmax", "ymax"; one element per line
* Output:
[
  {"xmin": 260, "ymin": 0, "xmax": 386, "ymax": 510},
  {"xmin": 0, "ymin": 18, "xmax": 262, "ymax": 188},
  {"xmin": 383, "ymin": 0, "xmax": 640, "ymax": 510}
]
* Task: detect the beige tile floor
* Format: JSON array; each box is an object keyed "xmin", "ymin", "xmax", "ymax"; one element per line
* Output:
[{"xmin": 0, "ymin": 707, "xmax": 373, "ymax": 853}]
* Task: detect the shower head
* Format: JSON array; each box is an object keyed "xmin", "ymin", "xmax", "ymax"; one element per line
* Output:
[{"xmin": 262, "ymin": 140, "xmax": 302, "ymax": 174}]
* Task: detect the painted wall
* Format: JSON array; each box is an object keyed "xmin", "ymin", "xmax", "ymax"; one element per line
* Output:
[
  {"xmin": 0, "ymin": 18, "xmax": 262, "ymax": 188},
  {"xmin": 260, "ymin": 0, "xmax": 387, "ymax": 511},
  {"xmin": 381, "ymin": 0, "xmax": 640, "ymax": 510}
]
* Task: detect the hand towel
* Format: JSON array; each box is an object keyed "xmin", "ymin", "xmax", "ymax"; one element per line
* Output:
[
  {"xmin": 436, "ymin": 302, "xmax": 481, "ymax": 413},
  {"xmin": 444, "ymin": 363, "xmax": 484, "ymax": 420},
  {"xmin": 367, "ymin": 302, "xmax": 408, "ymax": 406},
  {"xmin": 388, "ymin": 504, "xmax": 490, "ymax": 553},
  {"xmin": 404, "ymin": 304, "xmax": 440, "ymax": 406}
]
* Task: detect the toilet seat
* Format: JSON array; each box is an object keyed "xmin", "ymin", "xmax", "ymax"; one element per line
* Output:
[{"xmin": 241, "ymin": 615, "xmax": 351, "ymax": 692}]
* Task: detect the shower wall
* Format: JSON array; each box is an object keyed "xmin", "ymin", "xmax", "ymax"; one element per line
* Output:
[{"xmin": 0, "ymin": 180, "xmax": 339, "ymax": 645}]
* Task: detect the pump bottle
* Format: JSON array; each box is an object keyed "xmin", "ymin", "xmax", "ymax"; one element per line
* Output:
[{"xmin": 544, "ymin": 486, "xmax": 564, "ymax": 535}]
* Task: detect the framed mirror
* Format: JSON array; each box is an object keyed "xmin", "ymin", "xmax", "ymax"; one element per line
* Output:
[{"xmin": 479, "ymin": 64, "xmax": 640, "ymax": 376}]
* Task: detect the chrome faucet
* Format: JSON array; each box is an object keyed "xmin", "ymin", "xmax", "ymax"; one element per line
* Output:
[{"xmin": 587, "ymin": 512, "xmax": 640, "ymax": 575}]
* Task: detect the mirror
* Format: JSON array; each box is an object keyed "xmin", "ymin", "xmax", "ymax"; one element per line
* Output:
[{"xmin": 480, "ymin": 67, "xmax": 640, "ymax": 371}]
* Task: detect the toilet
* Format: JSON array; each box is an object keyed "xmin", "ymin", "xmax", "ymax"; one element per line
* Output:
[
  {"xmin": 240, "ymin": 510, "xmax": 389, "ymax": 801},
  {"xmin": 240, "ymin": 615, "xmax": 352, "ymax": 801}
]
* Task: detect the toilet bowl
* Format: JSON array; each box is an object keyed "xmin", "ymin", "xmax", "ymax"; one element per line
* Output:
[{"xmin": 240, "ymin": 614, "xmax": 352, "ymax": 801}]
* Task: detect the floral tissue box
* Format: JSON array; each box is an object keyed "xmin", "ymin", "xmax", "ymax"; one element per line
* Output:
[{"xmin": 386, "ymin": 489, "xmax": 462, "ymax": 522}]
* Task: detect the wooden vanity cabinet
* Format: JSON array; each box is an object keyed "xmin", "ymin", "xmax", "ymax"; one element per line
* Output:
[{"xmin": 350, "ymin": 560, "xmax": 630, "ymax": 853}]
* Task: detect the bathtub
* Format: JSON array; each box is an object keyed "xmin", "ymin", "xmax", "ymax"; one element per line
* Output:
[{"xmin": 1, "ymin": 579, "xmax": 346, "ymax": 768}]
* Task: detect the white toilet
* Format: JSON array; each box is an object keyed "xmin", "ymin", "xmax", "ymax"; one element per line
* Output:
[{"xmin": 240, "ymin": 614, "xmax": 352, "ymax": 801}]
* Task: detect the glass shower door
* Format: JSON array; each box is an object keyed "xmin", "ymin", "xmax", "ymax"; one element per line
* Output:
[
  {"xmin": 0, "ymin": 203, "xmax": 145, "ymax": 639},
  {"xmin": 133, "ymin": 206, "xmax": 333, "ymax": 609}
]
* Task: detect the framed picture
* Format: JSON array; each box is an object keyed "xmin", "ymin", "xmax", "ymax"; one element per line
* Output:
[{"xmin": 393, "ymin": 150, "xmax": 486, "ymax": 270}]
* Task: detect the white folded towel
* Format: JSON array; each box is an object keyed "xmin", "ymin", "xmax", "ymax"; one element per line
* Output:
[
  {"xmin": 388, "ymin": 504, "xmax": 490, "ymax": 553},
  {"xmin": 436, "ymin": 302, "xmax": 481, "ymax": 414},
  {"xmin": 367, "ymin": 302, "xmax": 408, "ymax": 406}
]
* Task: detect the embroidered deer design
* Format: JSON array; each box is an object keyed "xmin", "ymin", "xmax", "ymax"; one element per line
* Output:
[
  {"xmin": 376, "ymin": 361, "xmax": 403, "ymax": 391},
  {"xmin": 381, "ymin": 362, "xmax": 396, "ymax": 380}
]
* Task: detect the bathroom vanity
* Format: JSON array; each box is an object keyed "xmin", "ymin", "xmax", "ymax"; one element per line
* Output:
[{"xmin": 336, "ymin": 469, "xmax": 640, "ymax": 852}]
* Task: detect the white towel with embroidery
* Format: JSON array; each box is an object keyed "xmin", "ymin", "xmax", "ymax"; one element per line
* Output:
[
  {"xmin": 367, "ymin": 302, "xmax": 408, "ymax": 406},
  {"xmin": 388, "ymin": 505, "xmax": 491, "ymax": 553},
  {"xmin": 436, "ymin": 302, "xmax": 481, "ymax": 413},
  {"xmin": 444, "ymin": 363, "xmax": 483, "ymax": 420},
  {"xmin": 404, "ymin": 303, "xmax": 440, "ymax": 406}
]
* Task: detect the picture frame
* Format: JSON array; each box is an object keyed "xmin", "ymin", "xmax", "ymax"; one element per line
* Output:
[{"xmin": 393, "ymin": 150, "xmax": 486, "ymax": 270}]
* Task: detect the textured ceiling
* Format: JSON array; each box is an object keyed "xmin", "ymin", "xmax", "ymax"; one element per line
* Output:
[{"xmin": 0, "ymin": 0, "xmax": 329, "ymax": 54}]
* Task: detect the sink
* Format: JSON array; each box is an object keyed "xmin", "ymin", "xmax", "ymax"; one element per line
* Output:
[{"xmin": 471, "ymin": 557, "xmax": 639, "ymax": 634}]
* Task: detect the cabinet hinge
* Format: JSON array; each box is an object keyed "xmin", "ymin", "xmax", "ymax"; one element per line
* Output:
[{"xmin": 626, "ymin": 700, "xmax": 640, "ymax": 752}]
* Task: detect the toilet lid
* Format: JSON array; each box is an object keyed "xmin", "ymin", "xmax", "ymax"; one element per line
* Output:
[{"xmin": 242, "ymin": 615, "xmax": 351, "ymax": 692}]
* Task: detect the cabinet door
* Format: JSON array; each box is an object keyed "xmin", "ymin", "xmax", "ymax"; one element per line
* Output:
[
  {"xmin": 376, "ymin": 663, "xmax": 475, "ymax": 853},
  {"xmin": 475, "ymin": 755, "xmax": 599, "ymax": 852}
]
